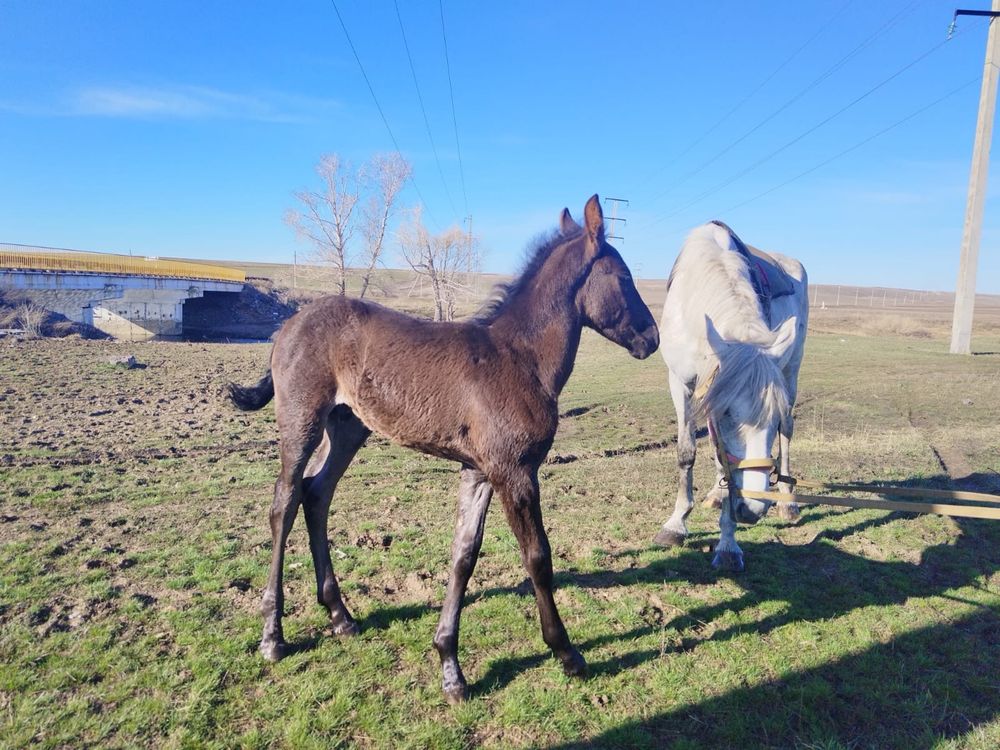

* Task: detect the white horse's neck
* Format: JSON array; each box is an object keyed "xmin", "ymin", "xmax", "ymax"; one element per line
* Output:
[
  {"xmin": 661, "ymin": 224, "xmax": 776, "ymax": 386},
  {"xmin": 673, "ymin": 224, "xmax": 773, "ymax": 343}
]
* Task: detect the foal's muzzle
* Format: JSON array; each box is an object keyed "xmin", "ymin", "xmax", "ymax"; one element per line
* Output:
[{"xmin": 628, "ymin": 320, "xmax": 659, "ymax": 359}]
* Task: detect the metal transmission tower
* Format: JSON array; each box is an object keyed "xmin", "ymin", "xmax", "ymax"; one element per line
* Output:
[
  {"xmin": 604, "ymin": 197, "xmax": 629, "ymax": 244},
  {"xmin": 951, "ymin": 2, "xmax": 1000, "ymax": 354}
]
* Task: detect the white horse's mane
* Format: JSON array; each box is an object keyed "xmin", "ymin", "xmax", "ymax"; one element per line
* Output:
[
  {"xmin": 671, "ymin": 224, "xmax": 791, "ymax": 428},
  {"xmin": 700, "ymin": 341, "xmax": 789, "ymax": 428}
]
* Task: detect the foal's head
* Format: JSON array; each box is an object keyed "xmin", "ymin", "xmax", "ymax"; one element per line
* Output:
[{"xmin": 567, "ymin": 195, "xmax": 659, "ymax": 359}]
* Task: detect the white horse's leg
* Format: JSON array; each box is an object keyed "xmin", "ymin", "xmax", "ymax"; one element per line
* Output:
[
  {"xmin": 654, "ymin": 371, "xmax": 696, "ymax": 547},
  {"xmin": 712, "ymin": 491, "xmax": 744, "ymax": 572},
  {"xmin": 703, "ymin": 449, "xmax": 727, "ymax": 509},
  {"xmin": 775, "ymin": 363, "xmax": 801, "ymax": 522},
  {"xmin": 775, "ymin": 424, "xmax": 800, "ymax": 522}
]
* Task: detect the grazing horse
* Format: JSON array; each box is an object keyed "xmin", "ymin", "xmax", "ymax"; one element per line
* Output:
[
  {"xmin": 653, "ymin": 221, "xmax": 808, "ymax": 572},
  {"xmin": 228, "ymin": 195, "xmax": 658, "ymax": 703}
]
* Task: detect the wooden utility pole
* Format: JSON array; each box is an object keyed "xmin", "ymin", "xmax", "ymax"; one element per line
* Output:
[{"xmin": 951, "ymin": 2, "xmax": 1000, "ymax": 354}]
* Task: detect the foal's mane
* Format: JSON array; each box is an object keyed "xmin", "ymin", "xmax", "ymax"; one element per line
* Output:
[{"xmin": 472, "ymin": 227, "xmax": 584, "ymax": 324}]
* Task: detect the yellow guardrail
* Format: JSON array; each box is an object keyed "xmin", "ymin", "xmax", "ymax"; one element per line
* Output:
[{"xmin": 0, "ymin": 249, "xmax": 246, "ymax": 283}]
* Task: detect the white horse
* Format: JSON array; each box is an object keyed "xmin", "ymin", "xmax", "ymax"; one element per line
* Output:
[{"xmin": 654, "ymin": 221, "xmax": 808, "ymax": 572}]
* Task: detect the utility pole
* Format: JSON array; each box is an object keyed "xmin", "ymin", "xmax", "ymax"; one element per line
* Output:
[
  {"xmin": 951, "ymin": 2, "xmax": 1000, "ymax": 354},
  {"xmin": 604, "ymin": 197, "xmax": 629, "ymax": 244},
  {"xmin": 465, "ymin": 215, "xmax": 477, "ymax": 295}
]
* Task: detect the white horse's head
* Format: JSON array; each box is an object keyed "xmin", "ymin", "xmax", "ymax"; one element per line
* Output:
[{"xmin": 699, "ymin": 315, "xmax": 798, "ymax": 518}]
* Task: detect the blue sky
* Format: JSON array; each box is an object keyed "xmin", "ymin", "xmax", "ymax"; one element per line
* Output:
[{"xmin": 2, "ymin": 0, "xmax": 999, "ymax": 292}]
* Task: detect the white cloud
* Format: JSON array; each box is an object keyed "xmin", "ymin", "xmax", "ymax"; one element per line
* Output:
[{"xmin": 1, "ymin": 84, "xmax": 340, "ymax": 123}]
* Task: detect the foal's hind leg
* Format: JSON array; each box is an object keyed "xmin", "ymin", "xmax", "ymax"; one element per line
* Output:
[
  {"xmin": 433, "ymin": 466, "xmax": 493, "ymax": 704},
  {"xmin": 302, "ymin": 406, "xmax": 371, "ymax": 637},
  {"xmin": 260, "ymin": 403, "xmax": 328, "ymax": 662},
  {"xmin": 655, "ymin": 372, "xmax": 696, "ymax": 547}
]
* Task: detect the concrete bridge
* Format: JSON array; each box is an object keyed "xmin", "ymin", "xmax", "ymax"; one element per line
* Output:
[{"xmin": 0, "ymin": 243, "xmax": 245, "ymax": 339}]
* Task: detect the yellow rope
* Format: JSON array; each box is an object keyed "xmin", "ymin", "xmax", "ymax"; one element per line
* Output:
[{"xmin": 740, "ymin": 487, "xmax": 1000, "ymax": 521}]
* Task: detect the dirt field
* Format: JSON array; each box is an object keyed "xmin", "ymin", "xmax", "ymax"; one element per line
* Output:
[{"xmin": 2, "ymin": 289, "xmax": 1000, "ymax": 747}]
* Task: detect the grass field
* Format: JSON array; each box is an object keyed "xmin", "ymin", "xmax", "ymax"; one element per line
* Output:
[{"xmin": 2, "ymin": 309, "xmax": 1000, "ymax": 748}]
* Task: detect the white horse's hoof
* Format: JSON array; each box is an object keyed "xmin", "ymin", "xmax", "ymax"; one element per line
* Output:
[
  {"xmin": 776, "ymin": 502, "xmax": 801, "ymax": 523},
  {"xmin": 654, "ymin": 527, "xmax": 687, "ymax": 547},
  {"xmin": 703, "ymin": 486, "xmax": 727, "ymax": 509},
  {"xmin": 712, "ymin": 549, "xmax": 745, "ymax": 573}
]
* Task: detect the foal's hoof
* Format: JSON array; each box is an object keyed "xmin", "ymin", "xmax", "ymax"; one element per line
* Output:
[
  {"xmin": 711, "ymin": 549, "xmax": 745, "ymax": 573},
  {"xmin": 259, "ymin": 638, "xmax": 288, "ymax": 662},
  {"xmin": 777, "ymin": 502, "xmax": 801, "ymax": 523},
  {"xmin": 561, "ymin": 647, "xmax": 588, "ymax": 678},
  {"xmin": 443, "ymin": 682, "xmax": 469, "ymax": 705},
  {"xmin": 332, "ymin": 618, "xmax": 360, "ymax": 637},
  {"xmin": 653, "ymin": 527, "xmax": 687, "ymax": 547}
]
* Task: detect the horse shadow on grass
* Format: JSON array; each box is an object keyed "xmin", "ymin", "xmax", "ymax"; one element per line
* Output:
[
  {"xmin": 545, "ymin": 606, "xmax": 1000, "ymax": 749},
  {"xmin": 296, "ymin": 472, "xmax": 1000, "ymax": 744},
  {"xmin": 465, "ymin": 474, "xmax": 1000, "ymax": 700}
]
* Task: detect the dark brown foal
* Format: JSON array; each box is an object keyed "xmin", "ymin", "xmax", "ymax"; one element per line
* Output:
[{"xmin": 229, "ymin": 195, "xmax": 658, "ymax": 703}]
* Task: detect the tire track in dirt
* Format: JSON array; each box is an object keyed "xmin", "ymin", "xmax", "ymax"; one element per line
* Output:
[{"xmin": 906, "ymin": 408, "xmax": 984, "ymax": 486}]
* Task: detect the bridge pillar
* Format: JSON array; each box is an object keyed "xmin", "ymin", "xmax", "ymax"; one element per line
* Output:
[{"xmin": 90, "ymin": 286, "xmax": 205, "ymax": 339}]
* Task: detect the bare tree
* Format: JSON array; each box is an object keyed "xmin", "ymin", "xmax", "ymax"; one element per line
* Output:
[
  {"xmin": 357, "ymin": 153, "xmax": 411, "ymax": 299},
  {"xmin": 285, "ymin": 154, "xmax": 359, "ymax": 296},
  {"xmin": 398, "ymin": 208, "xmax": 481, "ymax": 321},
  {"xmin": 286, "ymin": 152, "xmax": 412, "ymax": 297}
]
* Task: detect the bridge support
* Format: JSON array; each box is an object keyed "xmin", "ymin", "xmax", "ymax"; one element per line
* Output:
[{"xmin": 1, "ymin": 269, "xmax": 243, "ymax": 339}]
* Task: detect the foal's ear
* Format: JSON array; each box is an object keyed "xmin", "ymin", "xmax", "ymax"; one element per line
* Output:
[
  {"xmin": 767, "ymin": 317, "xmax": 799, "ymax": 368},
  {"xmin": 583, "ymin": 194, "xmax": 605, "ymax": 255},
  {"xmin": 560, "ymin": 208, "xmax": 580, "ymax": 234}
]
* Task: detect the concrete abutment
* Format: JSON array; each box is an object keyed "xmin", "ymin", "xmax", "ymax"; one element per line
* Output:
[{"xmin": 1, "ymin": 269, "xmax": 243, "ymax": 339}]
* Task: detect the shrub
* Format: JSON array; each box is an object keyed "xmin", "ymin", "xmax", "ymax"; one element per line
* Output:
[{"xmin": 15, "ymin": 302, "xmax": 47, "ymax": 338}]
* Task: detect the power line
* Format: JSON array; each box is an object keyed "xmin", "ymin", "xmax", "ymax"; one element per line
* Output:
[
  {"xmin": 644, "ymin": 0, "xmax": 925, "ymax": 209},
  {"xmin": 712, "ymin": 76, "xmax": 980, "ymax": 219},
  {"xmin": 439, "ymin": 0, "xmax": 469, "ymax": 215},
  {"xmin": 393, "ymin": 0, "xmax": 458, "ymax": 218},
  {"xmin": 328, "ymin": 0, "xmax": 440, "ymax": 228},
  {"xmin": 637, "ymin": 0, "xmax": 855, "ymax": 192},
  {"xmin": 643, "ymin": 26, "xmax": 965, "ymax": 229}
]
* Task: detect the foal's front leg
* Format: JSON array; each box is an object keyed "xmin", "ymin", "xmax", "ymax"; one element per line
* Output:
[
  {"xmin": 433, "ymin": 466, "xmax": 493, "ymax": 704},
  {"xmin": 497, "ymin": 469, "xmax": 586, "ymax": 678}
]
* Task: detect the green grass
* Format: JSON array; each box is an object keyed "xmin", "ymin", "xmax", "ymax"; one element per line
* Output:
[{"xmin": 1, "ymin": 329, "xmax": 1000, "ymax": 748}]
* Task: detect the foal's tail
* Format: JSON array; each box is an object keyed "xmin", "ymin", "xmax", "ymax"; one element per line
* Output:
[{"xmin": 227, "ymin": 370, "xmax": 274, "ymax": 411}]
